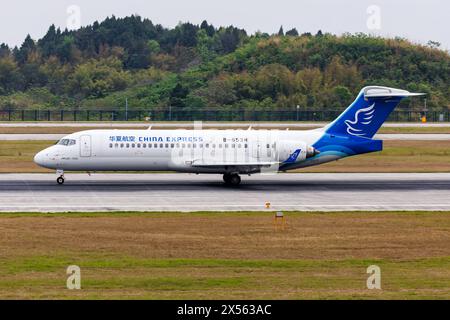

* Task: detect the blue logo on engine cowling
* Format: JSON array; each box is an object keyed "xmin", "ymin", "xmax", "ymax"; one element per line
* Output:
[{"xmin": 284, "ymin": 149, "xmax": 301, "ymax": 163}]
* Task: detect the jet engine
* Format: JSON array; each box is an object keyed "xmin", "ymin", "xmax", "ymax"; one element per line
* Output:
[{"xmin": 276, "ymin": 141, "xmax": 319, "ymax": 163}]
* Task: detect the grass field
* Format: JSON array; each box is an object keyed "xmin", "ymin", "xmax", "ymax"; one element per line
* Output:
[
  {"xmin": 0, "ymin": 211, "xmax": 449, "ymax": 299},
  {"xmin": 1, "ymin": 126, "xmax": 450, "ymax": 134},
  {"xmin": 0, "ymin": 140, "xmax": 449, "ymax": 173}
]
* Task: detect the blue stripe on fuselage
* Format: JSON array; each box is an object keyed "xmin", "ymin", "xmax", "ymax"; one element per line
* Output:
[
  {"xmin": 278, "ymin": 132, "xmax": 382, "ymax": 171},
  {"xmin": 313, "ymin": 133, "xmax": 383, "ymax": 156}
]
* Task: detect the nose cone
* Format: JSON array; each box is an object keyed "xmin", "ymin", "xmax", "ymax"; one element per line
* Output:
[{"xmin": 34, "ymin": 151, "xmax": 48, "ymax": 168}]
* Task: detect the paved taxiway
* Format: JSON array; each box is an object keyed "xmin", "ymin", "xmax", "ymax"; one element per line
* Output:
[{"xmin": 0, "ymin": 173, "xmax": 449, "ymax": 212}]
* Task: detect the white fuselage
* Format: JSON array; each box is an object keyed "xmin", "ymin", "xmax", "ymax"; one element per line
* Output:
[
  {"xmin": 34, "ymin": 128, "xmax": 334, "ymax": 174},
  {"xmin": 34, "ymin": 86, "xmax": 422, "ymax": 184}
]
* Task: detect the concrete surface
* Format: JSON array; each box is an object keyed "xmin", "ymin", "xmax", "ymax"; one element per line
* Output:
[{"xmin": 0, "ymin": 173, "xmax": 449, "ymax": 212}]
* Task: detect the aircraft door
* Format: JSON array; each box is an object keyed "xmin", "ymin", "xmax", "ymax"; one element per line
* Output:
[
  {"xmin": 251, "ymin": 134, "xmax": 264, "ymax": 161},
  {"xmin": 80, "ymin": 135, "xmax": 92, "ymax": 157},
  {"xmin": 251, "ymin": 131, "xmax": 276, "ymax": 162},
  {"xmin": 204, "ymin": 137, "xmax": 214, "ymax": 163},
  {"xmin": 251, "ymin": 136, "xmax": 258, "ymax": 160}
]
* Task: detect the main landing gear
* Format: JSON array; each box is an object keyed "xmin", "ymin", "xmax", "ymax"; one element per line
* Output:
[
  {"xmin": 56, "ymin": 169, "xmax": 65, "ymax": 185},
  {"xmin": 223, "ymin": 173, "xmax": 241, "ymax": 186}
]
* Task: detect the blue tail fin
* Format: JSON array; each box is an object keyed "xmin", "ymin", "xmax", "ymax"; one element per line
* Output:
[{"xmin": 326, "ymin": 86, "xmax": 425, "ymax": 139}]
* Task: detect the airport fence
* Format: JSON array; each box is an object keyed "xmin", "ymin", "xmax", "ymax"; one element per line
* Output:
[{"xmin": 0, "ymin": 109, "xmax": 449, "ymax": 122}]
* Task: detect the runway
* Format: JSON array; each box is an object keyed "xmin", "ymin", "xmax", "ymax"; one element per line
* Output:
[{"xmin": 0, "ymin": 173, "xmax": 449, "ymax": 212}]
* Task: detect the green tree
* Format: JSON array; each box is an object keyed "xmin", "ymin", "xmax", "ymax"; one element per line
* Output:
[
  {"xmin": 169, "ymin": 82, "xmax": 189, "ymax": 108},
  {"xmin": 200, "ymin": 20, "xmax": 215, "ymax": 37},
  {"xmin": 254, "ymin": 64, "xmax": 294, "ymax": 99},
  {"xmin": 0, "ymin": 56, "xmax": 23, "ymax": 94},
  {"xmin": 66, "ymin": 57, "xmax": 130, "ymax": 98},
  {"xmin": 15, "ymin": 35, "xmax": 37, "ymax": 65},
  {"xmin": 286, "ymin": 28, "xmax": 299, "ymax": 36},
  {"xmin": 333, "ymin": 85, "xmax": 352, "ymax": 106},
  {"xmin": 147, "ymin": 40, "xmax": 160, "ymax": 55},
  {"xmin": 278, "ymin": 26, "xmax": 284, "ymax": 36}
]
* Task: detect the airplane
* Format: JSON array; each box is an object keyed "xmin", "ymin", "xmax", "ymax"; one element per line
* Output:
[{"xmin": 34, "ymin": 86, "xmax": 425, "ymax": 186}]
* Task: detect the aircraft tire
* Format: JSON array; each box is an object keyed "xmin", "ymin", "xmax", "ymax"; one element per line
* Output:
[
  {"xmin": 228, "ymin": 174, "xmax": 241, "ymax": 186},
  {"xmin": 223, "ymin": 174, "xmax": 231, "ymax": 184}
]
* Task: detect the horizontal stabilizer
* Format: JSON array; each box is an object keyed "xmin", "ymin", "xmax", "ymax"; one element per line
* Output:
[{"xmin": 364, "ymin": 86, "xmax": 426, "ymax": 98}]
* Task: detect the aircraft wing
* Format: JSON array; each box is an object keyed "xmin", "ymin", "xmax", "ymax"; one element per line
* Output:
[{"xmin": 190, "ymin": 160, "xmax": 279, "ymax": 168}]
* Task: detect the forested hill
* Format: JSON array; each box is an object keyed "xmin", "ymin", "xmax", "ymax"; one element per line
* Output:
[{"xmin": 0, "ymin": 15, "xmax": 448, "ymax": 113}]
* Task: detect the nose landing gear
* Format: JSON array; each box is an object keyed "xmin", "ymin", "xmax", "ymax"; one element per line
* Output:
[
  {"xmin": 56, "ymin": 169, "xmax": 65, "ymax": 185},
  {"xmin": 223, "ymin": 173, "xmax": 241, "ymax": 186}
]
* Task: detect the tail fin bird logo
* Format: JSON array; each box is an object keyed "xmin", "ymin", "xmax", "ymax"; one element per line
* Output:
[{"xmin": 345, "ymin": 103, "xmax": 375, "ymax": 136}]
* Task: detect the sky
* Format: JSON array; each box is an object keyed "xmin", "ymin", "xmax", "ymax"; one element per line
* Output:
[{"xmin": 0, "ymin": 0, "xmax": 448, "ymax": 50}]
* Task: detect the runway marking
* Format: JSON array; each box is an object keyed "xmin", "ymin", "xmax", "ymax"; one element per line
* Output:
[
  {"xmin": 1, "ymin": 173, "xmax": 449, "ymax": 212},
  {"xmin": 0, "ymin": 203, "xmax": 450, "ymax": 212}
]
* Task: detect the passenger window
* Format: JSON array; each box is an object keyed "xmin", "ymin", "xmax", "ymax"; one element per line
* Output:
[
  {"xmin": 137, "ymin": 143, "xmax": 141, "ymax": 148},
  {"xmin": 176, "ymin": 143, "xmax": 180, "ymax": 148},
  {"xmin": 187, "ymin": 144, "xmax": 191, "ymax": 148},
  {"xmin": 238, "ymin": 144, "xmax": 242, "ymax": 148},
  {"xmin": 225, "ymin": 144, "xmax": 229, "ymax": 148},
  {"xmin": 245, "ymin": 144, "xmax": 248, "ymax": 148},
  {"xmin": 212, "ymin": 144, "xmax": 216, "ymax": 148},
  {"xmin": 132, "ymin": 143, "xmax": 135, "ymax": 148},
  {"xmin": 182, "ymin": 144, "xmax": 186, "ymax": 148},
  {"xmin": 143, "ymin": 143, "xmax": 147, "ymax": 148},
  {"xmin": 232, "ymin": 144, "xmax": 235, "ymax": 148},
  {"xmin": 206, "ymin": 144, "xmax": 210, "ymax": 148},
  {"xmin": 160, "ymin": 143, "xmax": 164, "ymax": 148},
  {"xmin": 109, "ymin": 143, "xmax": 113, "ymax": 148},
  {"xmin": 193, "ymin": 144, "xmax": 196, "ymax": 148},
  {"xmin": 165, "ymin": 143, "xmax": 169, "ymax": 148},
  {"xmin": 199, "ymin": 144, "xmax": 203, "ymax": 148},
  {"xmin": 219, "ymin": 144, "xmax": 222, "ymax": 148},
  {"xmin": 126, "ymin": 143, "xmax": 130, "ymax": 148},
  {"xmin": 154, "ymin": 144, "xmax": 158, "ymax": 148},
  {"xmin": 120, "ymin": 143, "xmax": 124, "ymax": 148},
  {"xmin": 171, "ymin": 144, "xmax": 174, "ymax": 148},
  {"xmin": 267, "ymin": 144, "xmax": 270, "ymax": 148},
  {"xmin": 115, "ymin": 143, "xmax": 118, "ymax": 148}
]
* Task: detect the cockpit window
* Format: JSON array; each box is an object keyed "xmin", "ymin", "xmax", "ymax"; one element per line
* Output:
[{"xmin": 57, "ymin": 139, "xmax": 76, "ymax": 146}]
